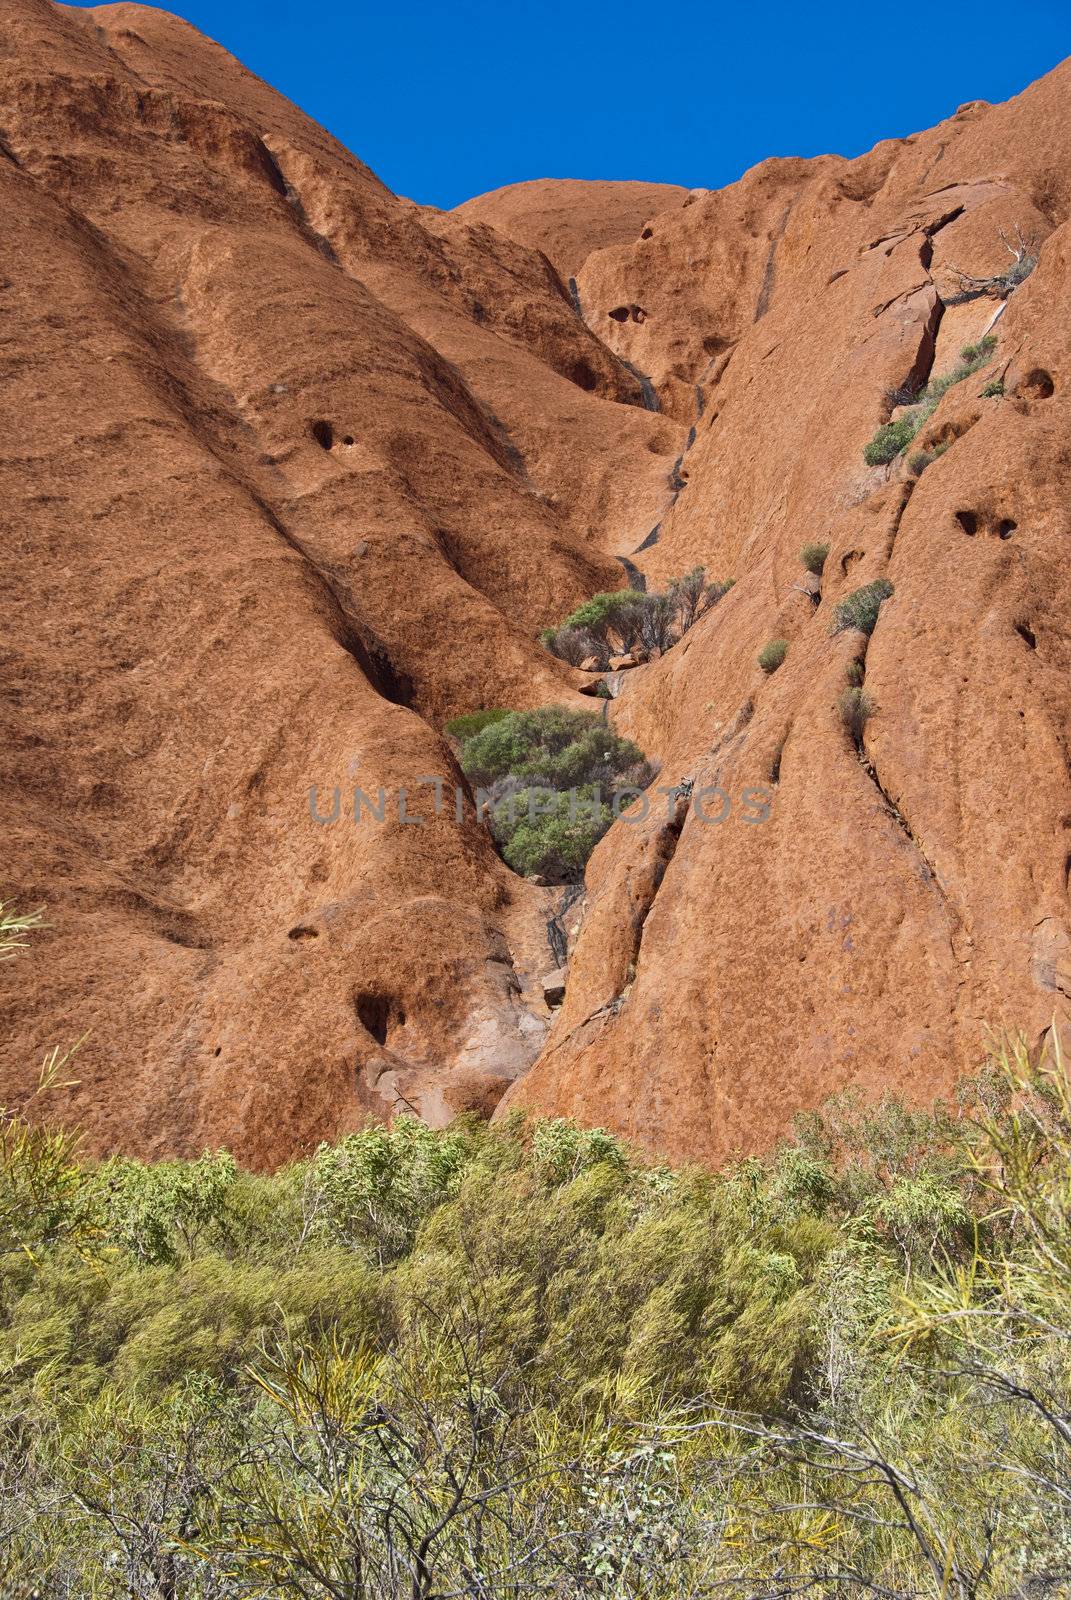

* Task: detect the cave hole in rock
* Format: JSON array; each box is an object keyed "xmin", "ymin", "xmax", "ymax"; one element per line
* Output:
[
  {"xmin": 311, "ymin": 420, "xmax": 334, "ymax": 450},
  {"xmin": 956, "ymin": 511, "xmax": 978, "ymax": 537},
  {"xmin": 1015, "ymin": 623, "xmax": 1037, "ymax": 650},
  {"xmin": 609, "ymin": 306, "xmax": 631, "ymax": 322},
  {"xmin": 355, "ymin": 992, "xmax": 406, "ymax": 1047},
  {"xmin": 1021, "ymin": 369, "xmax": 1055, "ymax": 400},
  {"xmin": 641, "ymin": 227, "xmax": 653, "ymax": 239},
  {"xmin": 288, "ymin": 925, "xmax": 319, "ymax": 941},
  {"xmin": 342, "ymin": 434, "xmax": 355, "ymax": 446},
  {"xmin": 567, "ymin": 360, "xmax": 598, "ymax": 392},
  {"xmin": 998, "ymin": 518, "xmax": 1017, "ymax": 540}
]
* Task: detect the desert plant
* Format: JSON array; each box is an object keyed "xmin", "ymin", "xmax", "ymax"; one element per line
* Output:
[
  {"xmin": 959, "ymin": 334, "xmax": 997, "ymax": 363},
  {"xmin": 908, "ymin": 442, "xmax": 948, "ymax": 475},
  {"xmin": 981, "ymin": 377, "xmax": 1004, "ymax": 398},
  {"xmin": 443, "ymin": 708, "xmax": 513, "ymax": 741},
  {"xmin": 456, "ymin": 707, "xmax": 651, "ymax": 882},
  {"xmin": 758, "ymin": 639, "xmax": 788, "ymax": 674},
  {"xmin": 540, "ymin": 623, "xmax": 607, "ymax": 669},
  {"xmin": 799, "ymin": 542, "xmax": 829, "ymax": 576},
  {"xmin": 832, "ymin": 578, "xmax": 894, "ymax": 636},
  {"xmin": 845, "ymin": 659, "xmax": 865, "ymax": 687},
  {"xmin": 838, "ymin": 686, "xmax": 875, "ymax": 745},
  {"xmin": 863, "ymin": 415, "xmax": 918, "ymax": 466},
  {"xmin": 945, "ymin": 225, "xmax": 1039, "ymax": 302}
]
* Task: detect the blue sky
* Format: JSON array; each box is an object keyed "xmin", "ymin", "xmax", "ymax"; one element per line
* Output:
[{"xmin": 74, "ymin": 1, "xmax": 1069, "ymax": 208}]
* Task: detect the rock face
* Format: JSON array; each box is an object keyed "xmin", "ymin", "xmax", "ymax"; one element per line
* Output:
[
  {"xmin": 454, "ymin": 178, "xmax": 690, "ymax": 282},
  {"xmin": 2, "ymin": 0, "xmax": 1070, "ymax": 1168},
  {"xmin": 503, "ymin": 67, "xmax": 1071, "ymax": 1164}
]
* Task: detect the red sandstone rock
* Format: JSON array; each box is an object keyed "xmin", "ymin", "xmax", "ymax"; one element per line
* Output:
[
  {"xmin": 454, "ymin": 178, "xmax": 690, "ymax": 282},
  {"xmin": 3, "ymin": 0, "xmax": 1071, "ymax": 1170}
]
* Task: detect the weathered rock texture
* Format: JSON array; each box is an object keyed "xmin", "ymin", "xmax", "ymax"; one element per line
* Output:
[
  {"xmin": 454, "ymin": 178, "xmax": 690, "ymax": 282},
  {"xmin": 2, "ymin": 0, "xmax": 1069, "ymax": 1167}
]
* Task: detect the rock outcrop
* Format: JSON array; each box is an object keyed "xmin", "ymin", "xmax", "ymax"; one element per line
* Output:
[
  {"xmin": 454, "ymin": 178, "xmax": 690, "ymax": 281},
  {"xmin": 2, "ymin": 0, "xmax": 1070, "ymax": 1168}
]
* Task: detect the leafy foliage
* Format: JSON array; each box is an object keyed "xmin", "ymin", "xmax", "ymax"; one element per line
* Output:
[
  {"xmin": 540, "ymin": 570, "xmax": 733, "ymax": 669},
  {"xmin": 456, "ymin": 706, "xmax": 652, "ymax": 881},
  {"xmin": 757, "ymin": 638, "xmax": 788, "ymax": 674},
  {"xmin": 799, "ymin": 542, "xmax": 829, "ymax": 576},
  {"xmin": 442, "ymin": 708, "xmax": 513, "ymax": 741},
  {"xmin": 831, "ymin": 577, "xmax": 894, "ymax": 636}
]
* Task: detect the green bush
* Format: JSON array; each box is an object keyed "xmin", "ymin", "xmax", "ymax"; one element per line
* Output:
[
  {"xmin": 7, "ymin": 1020, "xmax": 1071, "ymax": 1594},
  {"xmin": 456, "ymin": 707, "xmax": 652, "ymax": 882},
  {"xmin": 981, "ymin": 377, "xmax": 1004, "ymax": 398},
  {"xmin": 541, "ymin": 572, "xmax": 733, "ymax": 668},
  {"xmin": 831, "ymin": 578, "xmax": 893, "ymax": 636},
  {"xmin": 838, "ymin": 685, "xmax": 875, "ymax": 744},
  {"xmin": 799, "ymin": 542, "xmax": 829, "ymax": 576},
  {"xmin": 758, "ymin": 639, "xmax": 788, "ymax": 674},
  {"xmin": 497, "ymin": 786, "xmax": 616, "ymax": 879},
  {"xmin": 864, "ymin": 338, "xmax": 1001, "ymax": 465},
  {"xmin": 443, "ymin": 708, "xmax": 513, "ymax": 742},
  {"xmin": 863, "ymin": 416, "xmax": 918, "ymax": 466}
]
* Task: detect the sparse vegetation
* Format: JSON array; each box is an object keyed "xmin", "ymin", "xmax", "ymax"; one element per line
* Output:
[
  {"xmin": 981, "ymin": 376, "xmax": 1005, "ymax": 398},
  {"xmin": 832, "ymin": 577, "xmax": 894, "ymax": 636},
  {"xmin": 945, "ymin": 224, "xmax": 1039, "ymax": 303},
  {"xmin": 541, "ymin": 569, "xmax": 733, "ymax": 670},
  {"xmin": 839, "ymin": 684, "xmax": 875, "ymax": 743},
  {"xmin": 908, "ymin": 440, "xmax": 949, "ymax": 475},
  {"xmin": 799, "ymin": 541, "xmax": 829, "ymax": 576},
  {"xmin": 456, "ymin": 706, "xmax": 652, "ymax": 881},
  {"xmin": 758, "ymin": 638, "xmax": 788, "ymax": 673},
  {"xmin": 865, "ymin": 335, "xmax": 1001, "ymax": 466}
]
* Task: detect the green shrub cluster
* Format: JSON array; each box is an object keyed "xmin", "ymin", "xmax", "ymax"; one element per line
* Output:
[
  {"xmin": 5, "ymin": 1030, "xmax": 1071, "ymax": 1596},
  {"xmin": 863, "ymin": 335, "xmax": 999, "ymax": 466},
  {"xmin": 758, "ymin": 638, "xmax": 788, "ymax": 674},
  {"xmin": 443, "ymin": 708, "xmax": 513, "ymax": 741},
  {"xmin": 541, "ymin": 568, "xmax": 733, "ymax": 670},
  {"xmin": 799, "ymin": 541, "xmax": 829, "ymax": 576},
  {"xmin": 831, "ymin": 577, "xmax": 893, "ymax": 636},
  {"xmin": 456, "ymin": 706, "xmax": 652, "ymax": 881}
]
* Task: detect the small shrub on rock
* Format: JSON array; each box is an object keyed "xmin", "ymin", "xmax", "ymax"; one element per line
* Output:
[
  {"xmin": 863, "ymin": 416, "xmax": 918, "ymax": 466},
  {"xmin": 839, "ymin": 686, "xmax": 875, "ymax": 745},
  {"xmin": 758, "ymin": 639, "xmax": 788, "ymax": 674},
  {"xmin": 800, "ymin": 542, "xmax": 830, "ymax": 576},
  {"xmin": 831, "ymin": 578, "xmax": 894, "ymax": 636}
]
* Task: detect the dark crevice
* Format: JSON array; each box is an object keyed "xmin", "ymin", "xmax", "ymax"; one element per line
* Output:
[
  {"xmin": 259, "ymin": 140, "xmax": 339, "ymax": 262},
  {"xmin": 546, "ymin": 883, "xmax": 584, "ymax": 968},
  {"xmin": 1015, "ymin": 623, "xmax": 1037, "ymax": 651},
  {"xmin": 622, "ymin": 793, "xmax": 691, "ymax": 996},
  {"xmin": 614, "ymin": 555, "xmax": 647, "ymax": 592},
  {"xmin": 754, "ymin": 201, "xmax": 793, "ymax": 322},
  {"xmin": 633, "ymin": 522, "xmax": 661, "ymax": 553},
  {"xmin": 567, "ymin": 276, "xmax": 583, "ymax": 318},
  {"xmin": 355, "ymin": 992, "xmax": 405, "ymax": 1047},
  {"xmin": 618, "ymin": 358, "xmax": 659, "ymax": 412}
]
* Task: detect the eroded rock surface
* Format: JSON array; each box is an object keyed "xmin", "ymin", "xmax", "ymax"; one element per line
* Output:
[{"xmin": 2, "ymin": 0, "xmax": 1070, "ymax": 1165}]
